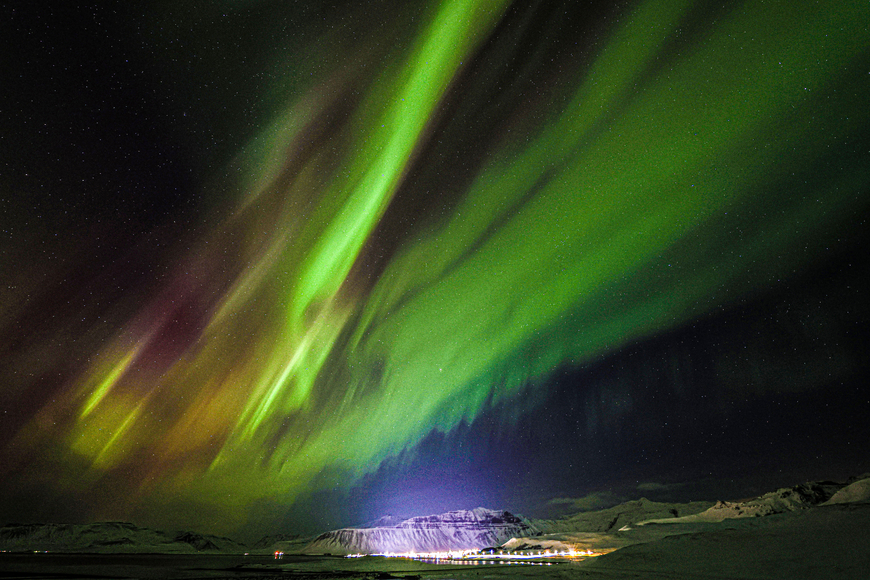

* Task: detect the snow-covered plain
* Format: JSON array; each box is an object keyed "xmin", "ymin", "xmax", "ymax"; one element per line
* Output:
[
  {"xmin": 575, "ymin": 502, "xmax": 870, "ymax": 579},
  {"xmin": 494, "ymin": 475, "xmax": 870, "ymax": 579}
]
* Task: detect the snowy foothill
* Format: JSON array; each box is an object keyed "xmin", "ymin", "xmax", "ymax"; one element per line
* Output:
[
  {"xmin": 631, "ymin": 479, "xmax": 858, "ymax": 526},
  {"xmin": 0, "ymin": 521, "xmax": 245, "ymax": 554},
  {"xmin": 823, "ymin": 475, "xmax": 870, "ymax": 505}
]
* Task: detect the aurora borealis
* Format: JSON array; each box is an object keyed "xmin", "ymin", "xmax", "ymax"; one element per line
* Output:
[{"xmin": 2, "ymin": 0, "xmax": 869, "ymax": 540}]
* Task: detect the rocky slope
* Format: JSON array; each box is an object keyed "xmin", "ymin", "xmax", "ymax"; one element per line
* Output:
[
  {"xmin": 0, "ymin": 521, "xmax": 245, "ymax": 553},
  {"xmin": 302, "ymin": 508, "xmax": 536, "ymax": 555},
  {"xmin": 356, "ymin": 515, "xmax": 407, "ymax": 528},
  {"xmin": 637, "ymin": 480, "xmax": 847, "ymax": 525}
]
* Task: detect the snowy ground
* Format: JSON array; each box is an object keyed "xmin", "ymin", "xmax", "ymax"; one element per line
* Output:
[
  {"xmin": 3, "ymin": 478, "xmax": 868, "ymax": 578},
  {"xmin": 4, "ymin": 504, "xmax": 868, "ymax": 580},
  {"xmin": 8, "ymin": 502, "xmax": 870, "ymax": 580},
  {"xmin": 445, "ymin": 502, "xmax": 870, "ymax": 579}
]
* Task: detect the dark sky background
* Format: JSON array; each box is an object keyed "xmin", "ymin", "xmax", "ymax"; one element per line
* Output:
[{"xmin": 2, "ymin": 0, "xmax": 868, "ymax": 542}]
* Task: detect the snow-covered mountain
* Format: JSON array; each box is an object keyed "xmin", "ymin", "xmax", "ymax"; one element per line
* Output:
[
  {"xmin": 355, "ymin": 514, "xmax": 407, "ymax": 528},
  {"xmin": 500, "ymin": 475, "xmax": 870, "ymax": 558},
  {"xmin": 302, "ymin": 508, "xmax": 536, "ymax": 555},
  {"xmin": 533, "ymin": 498, "xmax": 713, "ymax": 534},
  {"xmin": 0, "ymin": 522, "xmax": 246, "ymax": 553},
  {"xmin": 250, "ymin": 532, "xmax": 305, "ymax": 550},
  {"xmin": 637, "ymin": 480, "xmax": 846, "ymax": 525}
]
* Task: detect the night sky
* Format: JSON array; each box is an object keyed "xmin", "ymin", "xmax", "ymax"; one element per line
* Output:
[{"xmin": 2, "ymin": 0, "xmax": 869, "ymax": 542}]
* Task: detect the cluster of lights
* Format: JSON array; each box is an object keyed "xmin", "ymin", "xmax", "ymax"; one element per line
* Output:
[
  {"xmin": 422, "ymin": 559, "xmax": 553, "ymax": 566},
  {"xmin": 345, "ymin": 548, "xmax": 596, "ymax": 561}
]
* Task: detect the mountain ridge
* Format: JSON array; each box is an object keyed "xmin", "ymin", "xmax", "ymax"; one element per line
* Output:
[
  {"xmin": 635, "ymin": 479, "xmax": 855, "ymax": 525},
  {"xmin": 301, "ymin": 508, "xmax": 536, "ymax": 555},
  {"xmin": 0, "ymin": 521, "xmax": 245, "ymax": 554},
  {"xmin": 6, "ymin": 475, "xmax": 868, "ymax": 555}
]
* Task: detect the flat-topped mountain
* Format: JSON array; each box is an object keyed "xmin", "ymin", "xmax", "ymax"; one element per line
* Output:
[{"xmin": 303, "ymin": 508, "xmax": 536, "ymax": 555}]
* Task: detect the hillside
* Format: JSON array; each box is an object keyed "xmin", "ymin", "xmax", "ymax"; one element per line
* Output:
[
  {"xmin": 0, "ymin": 522, "xmax": 245, "ymax": 554},
  {"xmin": 302, "ymin": 508, "xmax": 536, "ymax": 555},
  {"xmin": 533, "ymin": 497, "xmax": 713, "ymax": 533}
]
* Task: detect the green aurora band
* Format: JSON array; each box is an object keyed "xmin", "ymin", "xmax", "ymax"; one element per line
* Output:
[{"xmin": 6, "ymin": 0, "xmax": 869, "ymax": 533}]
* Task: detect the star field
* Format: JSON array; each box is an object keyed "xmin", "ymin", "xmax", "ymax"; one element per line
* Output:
[{"xmin": 2, "ymin": 0, "xmax": 868, "ymax": 539}]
